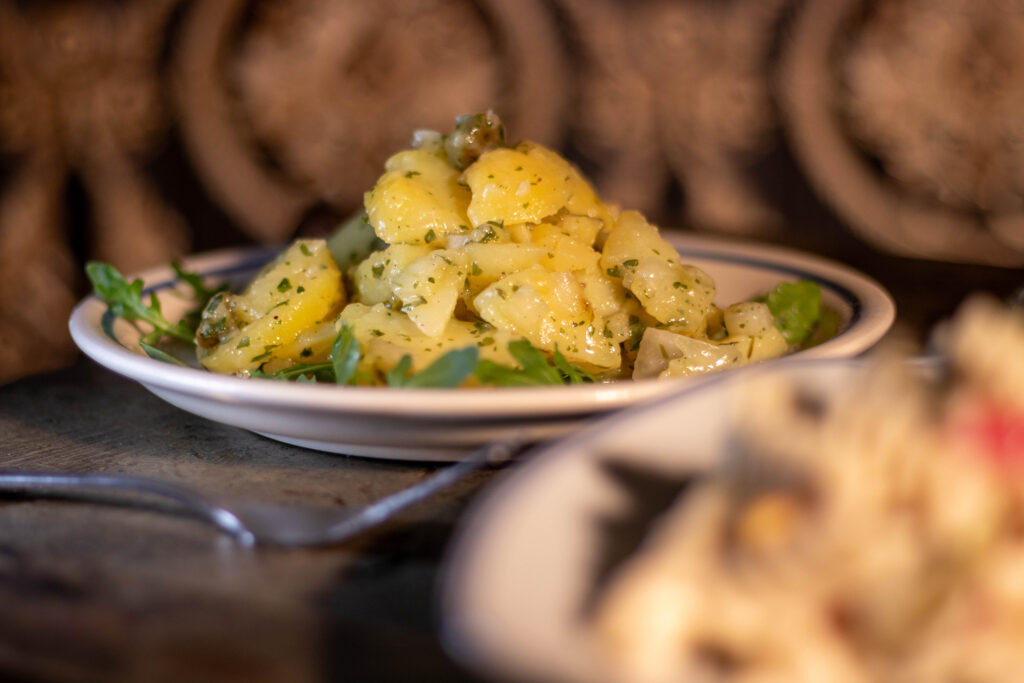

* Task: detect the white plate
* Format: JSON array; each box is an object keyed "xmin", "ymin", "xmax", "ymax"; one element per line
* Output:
[
  {"xmin": 440, "ymin": 359, "xmax": 869, "ymax": 683},
  {"xmin": 68, "ymin": 234, "xmax": 894, "ymax": 461}
]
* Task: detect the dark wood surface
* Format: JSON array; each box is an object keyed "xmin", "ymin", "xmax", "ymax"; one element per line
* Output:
[{"xmin": 0, "ymin": 359, "xmax": 497, "ymax": 683}]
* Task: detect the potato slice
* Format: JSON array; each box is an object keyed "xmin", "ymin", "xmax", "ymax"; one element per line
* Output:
[
  {"xmin": 197, "ymin": 239, "xmax": 344, "ymax": 374},
  {"xmin": 352, "ymin": 244, "xmax": 433, "ymax": 306},
  {"xmin": 601, "ymin": 211, "xmax": 715, "ymax": 333},
  {"xmin": 633, "ymin": 327, "xmax": 745, "ymax": 380},
  {"xmin": 723, "ymin": 302, "xmax": 789, "ymax": 361},
  {"xmin": 465, "ymin": 142, "xmax": 574, "ymax": 226},
  {"xmin": 339, "ymin": 303, "xmax": 516, "ymax": 378},
  {"xmin": 461, "ymin": 242, "xmax": 547, "ymax": 300},
  {"xmin": 530, "ymin": 223, "xmax": 602, "ymax": 273},
  {"xmin": 473, "ymin": 267, "xmax": 620, "ymax": 370},
  {"xmin": 365, "ymin": 148, "xmax": 472, "ymax": 245},
  {"xmin": 392, "ymin": 250, "xmax": 467, "ymax": 338}
]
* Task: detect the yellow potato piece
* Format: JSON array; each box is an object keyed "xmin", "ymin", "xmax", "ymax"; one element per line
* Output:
[
  {"xmin": 352, "ymin": 244, "xmax": 433, "ymax": 306},
  {"xmin": 460, "ymin": 242, "xmax": 547, "ymax": 300},
  {"xmin": 564, "ymin": 164, "xmax": 617, "ymax": 230},
  {"xmin": 601, "ymin": 211, "xmax": 716, "ymax": 333},
  {"xmin": 465, "ymin": 142, "xmax": 574, "ymax": 226},
  {"xmin": 365, "ymin": 149, "xmax": 472, "ymax": 246},
  {"xmin": 339, "ymin": 303, "xmax": 516, "ymax": 378},
  {"xmin": 197, "ymin": 239, "xmax": 344, "ymax": 374},
  {"xmin": 723, "ymin": 302, "xmax": 788, "ymax": 361},
  {"xmin": 473, "ymin": 267, "xmax": 620, "ymax": 370},
  {"xmin": 392, "ymin": 250, "xmax": 466, "ymax": 338},
  {"xmin": 530, "ymin": 223, "xmax": 602, "ymax": 274}
]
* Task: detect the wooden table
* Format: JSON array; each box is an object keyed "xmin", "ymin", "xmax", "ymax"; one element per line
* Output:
[{"xmin": 0, "ymin": 359, "xmax": 495, "ymax": 682}]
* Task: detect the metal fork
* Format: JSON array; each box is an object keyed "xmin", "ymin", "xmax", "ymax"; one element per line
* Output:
[{"xmin": 0, "ymin": 437, "xmax": 526, "ymax": 547}]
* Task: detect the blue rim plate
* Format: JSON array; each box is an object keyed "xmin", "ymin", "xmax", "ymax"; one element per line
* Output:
[{"xmin": 68, "ymin": 234, "xmax": 895, "ymax": 460}]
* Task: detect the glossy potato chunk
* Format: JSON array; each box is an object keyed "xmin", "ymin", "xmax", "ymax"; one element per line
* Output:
[
  {"xmin": 391, "ymin": 250, "xmax": 466, "ymax": 337},
  {"xmin": 722, "ymin": 302, "xmax": 789, "ymax": 361},
  {"xmin": 197, "ymin": 239, "xmax": 344, "ymax": 374},
  {"xmin": 339, "ymin": 303, "xmax": 516, "ymax": 378},
  {"xmin": 464, "ymin": 142, "xmax": 574, "ymax": 226},
  {"xmin": 365, "ymin": 149, "xmax": 472, "ymax": 245},
  {"xmin": 473, "ymin": 267, "xmax": 621, "ymax": 370},
  {"xmin": 601, "ymin": 211, "xmax": 716, "ymax": 333},
  {"xmin": 633, "ymin": 327, "xmax": 745, "ymax": 379}
]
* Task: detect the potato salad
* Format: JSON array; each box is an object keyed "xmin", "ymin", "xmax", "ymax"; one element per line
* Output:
[{"xmin": 89, "ymin": 112, "xmax": 830, "ymax": 387}]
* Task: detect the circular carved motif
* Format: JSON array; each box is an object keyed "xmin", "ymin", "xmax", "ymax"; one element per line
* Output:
[
  {"xmin": 779, "ymin": 0, "xmax": 1024, "ymax": 266},
  {"xmin": 841, "ymin": 0, "xmax": 1024, "ymax": 214},
  {"xmin": 232, "ymin": 0, "xmax": 501, "ymax": 210},
  {"xmin": 174, "ymin": 0, "xmax": 567, "ymax": 242}
]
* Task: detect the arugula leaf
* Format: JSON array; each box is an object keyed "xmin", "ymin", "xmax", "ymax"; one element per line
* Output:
[
  {"xmin": 552, "ymin": 348, "xmax": 597, "ymax": 383},
  {"xmin": 251, "ymin": 361, "xmax": 336, "ymax": 382},
  {"xmin": 387, "ymin": 347, "xmax": 479, "ymax": 388},
  {"xmin": 171, "ymin": 261, "xmax": 225, "ymax": 302},
  {"xmin": 86, "ymin": 261, "xmax": 195, "ymax": 345},
  {"xmin": 507, "ymin": 339, "xmax": 563, "ymax": 384},
  {"xmin": 475, "ymin": 360, "xmax": 551, "ymax": 386},
  {"xmin": 171, "ymin": 261, "xmax": 228, "ymax": 332},
  {"xmin": 331, "ymin": 324, "xmax": 361, "ymax": 385},
  {"xmin": 384, "ymin": 356, "xmax": 414, "ymax": 386},
  {"xmin": 802, "ymin": 306, "xmax": 842, "ymax": 349},
  {"xmin": 138, "ymin": 341, "xmax": 188, "ymax": 366},
  {"xmin": 475, "ymin": 340, "xmax": 596, "ymax": 386},
  {"xmin": 761, "ymin": 281, "xmax": 822, "ymax": 346}
]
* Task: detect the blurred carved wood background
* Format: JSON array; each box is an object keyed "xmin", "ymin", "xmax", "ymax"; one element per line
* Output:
[{"xmin": 1, "ymin": 0, "xmax": 1022, "ymax": 384}]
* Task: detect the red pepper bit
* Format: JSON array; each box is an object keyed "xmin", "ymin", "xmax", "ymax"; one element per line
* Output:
[{"xmin": 951, "ymin": 401, "xmax": 1024, "ymax": 471}]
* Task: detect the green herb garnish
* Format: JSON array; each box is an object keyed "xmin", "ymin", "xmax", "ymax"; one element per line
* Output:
[
  {"xmin": 331, "ymin": 324, "xmax": 361, "ymax": 385},
  {"xmin": 760, "ymin": 281, "xmax": 822, "ymax": 346},
  {"xmin": 86, "ymin": 262, "xmax": 196, "ymax": 346},
  {"xmin": 475, "ymin": 339, "xmax": 594, "ymax": 386},
  {"xmin": 386, "ymin": 347, "xmax": 479, "ymax": 388}
]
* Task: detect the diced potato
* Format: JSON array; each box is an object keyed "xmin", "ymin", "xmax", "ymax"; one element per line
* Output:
[
  {"xmin": 197, "ymin": 239, "xmax": 344, "ymax": 374},
  {"xmin": 352, "ymin": 244, "xmax": 433, "ymax": 305},
  {"xmin": 633, "ymin": 327, "xmax": 745, "ymax": 380},
  {"xmin": 473, "ymin": 267, "xmax": 620, "ymax": 370},
  {"xmin": 258, "ymin": 320, "xmax": 339, "ymax": 373},
  {"xmin": 530, "ymin": 223, "xmax": 602, "ymax": 273},
  {"xmin": 723, "ymin": 301, "xmax": 775, "ymax": 337},
  {"xmin": 340, "ymin": 303, "xmax": 516, "ymax": 378},
  {"xmin": 461, "ymin": 242, "xmax": 547, "ymax": 299},
  {"xmin": 557, "ymin": 214, "xmax": 604, "ymax": 247},
  {"xmin": 392, "ymin": 250, "xmax": 467, "ymax": 337},
  {"xmin": 506, "ymin": 222, "xmax": 534, "ymax": 244},
  {"xmin": 365, "ymin": 148, "xmax": 472, "ymax": 245},
  {"xmin": 576, "ymin": 269, "xmax": 630, "ymax": 319},
  {"xmin": 564, "ymin": 165, "xmax": 617, "ymax": 229},
  {"xmin": 601, "ymin": 211, "xmax": 715, "ymax": 333},
  {"xmin": 607, "ymin": 306, "xmax": 651, "ymax": 351},
  {"xmin": 464, "ymin": 142, "xmax": 574, "ymax": 226},
  {"xmin": 723, "ymin": 302, "xmax": 789, "ymax": 361}
]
